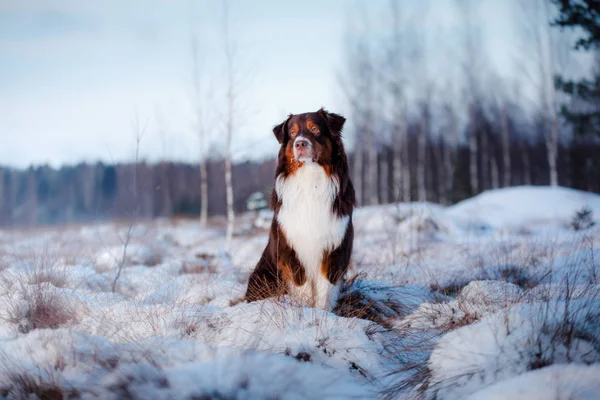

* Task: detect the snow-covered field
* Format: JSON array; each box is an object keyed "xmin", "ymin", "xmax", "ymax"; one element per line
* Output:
[{"xmin": 0, "ymin": 186, "xmax": 599, "ymax": 399}]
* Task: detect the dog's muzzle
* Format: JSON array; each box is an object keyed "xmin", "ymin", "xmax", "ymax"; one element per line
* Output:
[{"xmin": 293, "ymin": 137, "xmax": 314, "ymax": 161}]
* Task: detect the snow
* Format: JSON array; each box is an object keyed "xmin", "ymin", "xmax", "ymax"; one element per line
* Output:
[
  {"xmin": 467, "ymin": 364, "xmax": 600, "ymax": 400},
  {"xmin": 0, "ymin": 186, "xmax": 599, "ymax": 398},
  {"xmin": 447, "ymin": 185, "xmax": 600, "ymax": 231}
]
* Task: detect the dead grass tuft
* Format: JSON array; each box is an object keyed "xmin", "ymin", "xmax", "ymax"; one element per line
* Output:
[
  {"xmin": 0, "ymin": 373, "xmax": 78, "ymax": 400},
  {"xmin": 180, "ymin": 256, "xmax": 217, "ymax": 275},
  {"xmin": 12, "ymin": 287, "xmax": 76, "ymax": 333},
  {"xmin": 334, "ymin": 274, "xmax": 415, "ymax": 328},
  {"xmin": 477, "ymin": 264, "xmax": 539, "ymax": 289},
  {"xmin": 429, "ymin": 279, "xmax": 471, "ymax": 297}
]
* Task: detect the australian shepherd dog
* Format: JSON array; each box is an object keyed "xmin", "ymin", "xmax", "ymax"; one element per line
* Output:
[{"xmin": 245, "ymin": 108, "xmax": 355, "ymax": 310}]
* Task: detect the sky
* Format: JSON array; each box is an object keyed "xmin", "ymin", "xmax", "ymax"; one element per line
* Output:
[{"xmin": 0, "ymin": 0, "xmax": 536, "ymax": 168}]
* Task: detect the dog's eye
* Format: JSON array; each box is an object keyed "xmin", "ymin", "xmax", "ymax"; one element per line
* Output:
[
  {"xmin": 290, "ymin": 129, "xmax": 298, "ymax": 138},
  {"xmin": 310, "ymin": 126, "xmax": 320, "ymax": 134}
]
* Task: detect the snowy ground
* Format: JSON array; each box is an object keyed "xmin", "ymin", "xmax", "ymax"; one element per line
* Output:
[{"xmin": 0, "ymin": 186, "xmax": 599, "ymax": 399}]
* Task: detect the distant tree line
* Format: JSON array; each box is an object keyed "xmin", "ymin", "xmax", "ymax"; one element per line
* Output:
[
  {"xmin": 0, "ymin": 133, "xmax": 599, "ymax": 227},
  {"xmin": 0, "ymin": 160, "xmax": 274, "ymax": 227}
]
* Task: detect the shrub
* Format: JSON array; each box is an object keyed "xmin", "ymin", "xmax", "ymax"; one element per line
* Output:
[{"xmin": 570, "ymin": 206, "xmax": 596, "ymax": 231}]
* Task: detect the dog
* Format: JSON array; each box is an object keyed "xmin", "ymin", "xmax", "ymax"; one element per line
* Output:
[{"xmin": 245, "ymin": 108, "xmax": 355, "ymax": 310}]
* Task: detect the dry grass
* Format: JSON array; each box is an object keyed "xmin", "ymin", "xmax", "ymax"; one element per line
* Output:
[
  {"xmin": 8, "ymin": 284, "xmax": 77, "ymax": 334},
  {"xmin": 0, "ymin": 249, "xmax": 80, "ymax": 334},
  {"xmin": 334, "ymin": 274, "xmax": 414, "ymax": 328},
  {"xmin": 0, "ymin": 373, "xmax": 71, "ymax": 400}
]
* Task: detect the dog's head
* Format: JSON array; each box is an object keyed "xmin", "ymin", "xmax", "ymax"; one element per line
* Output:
[{"xmin": 273, "ymin": 108, "xmax": 346, "ymax": 171}]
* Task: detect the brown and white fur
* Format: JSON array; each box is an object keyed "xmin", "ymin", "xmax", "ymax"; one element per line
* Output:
[{"xmin": 245, "ymin": 108, "xmax": 355, "ymax": 310}]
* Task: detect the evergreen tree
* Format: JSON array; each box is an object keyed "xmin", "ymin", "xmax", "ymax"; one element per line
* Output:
[{"xmin": 553, "ymin": 0, "xmax": 600, "ymax": 137}]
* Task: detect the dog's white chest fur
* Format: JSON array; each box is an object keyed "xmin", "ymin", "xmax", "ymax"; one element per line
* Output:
[{"xmin": 276, "ymin": 163, "xmax": 349, "ymax": 280}]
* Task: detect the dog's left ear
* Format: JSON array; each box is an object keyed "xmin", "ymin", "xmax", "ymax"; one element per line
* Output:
[
  {"xmin": 319, "ymin": 108, "xmax": 346, "ymax": 136},
  {"xmin": 273, "ymin": 114, "xmax": 292, "ymax": 144}
]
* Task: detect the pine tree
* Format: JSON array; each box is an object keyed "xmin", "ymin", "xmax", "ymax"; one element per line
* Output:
[{"xmin": 553, "ymin": 0, "xmax": 600, "ymax": 137}]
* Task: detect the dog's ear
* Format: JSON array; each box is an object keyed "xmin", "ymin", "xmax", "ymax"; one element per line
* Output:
[
  {"xmin": 273, "ymin": 115, "xmax": 292, "ymax": 144},
  {"xmin": 319, "ymin": 108, "xmax": 346, "ymax": 136}
]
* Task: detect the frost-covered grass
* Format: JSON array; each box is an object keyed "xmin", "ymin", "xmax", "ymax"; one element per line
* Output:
[{"xmin": 0, "ymin": 186, "xmax": 599, "ymax": 399}]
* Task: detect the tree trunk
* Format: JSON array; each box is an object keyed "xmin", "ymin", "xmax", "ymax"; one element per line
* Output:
[
  {"xmin": 444, "ymin": 107, "xmax": 458, "ymax": 203},
  {"xmin": 224, "ymin": 76, "xmax": 235, "ymax": 251},
  {"xmin": 417, "ymin": 108, "xmax": 427, "ymax": 202},
  {"xmin": 353, "ymin": 130, "xmax": 363, "ymax": 207},
  {"xmin": 544, "ymin": 0, "xmax": 560, "ymax": 187},
  {"xmin": 223, "ymin": 0, "xmax": 235, "ymax": 252},
  {"xmin": 225, "ymin": 135, "xmax": 234, "ymax": 251},
  {"xmin": 522, "ymin": 144, "xmax": 532, "ymax": 185},
  {"xmin": 26, "ymin": 169, "xmax": 37, "ymax": 226},
  {"xmin": 469, "ymin": 103, "xmax": 479, "ymax": 194},
  {"xmin": 481, "ymin": 129, "xmax": 489, "ymax": 191},
  {"xmin": 434, "ymin": 139, "xmax": 446, "ymax": 204},
  {"xmin": 200, "ymin": 160, "xmax": 209, "ymax": 225},
  {"xmin": 191, "ymin": 33, "xmax": 210, "ymax": 227},
  {"xmin": 159, "ymin": 162, "xmax": 172, "ymax": 218},
  {"xmin": 392, "ymin": 123, "xmax": 403, "ymax": 203},
  {"xmin": 501, "ymin": 104, "xmax": 511, "ymax": 187},
  {"xmin": 379, "ymin": 151, "xmax": 388, "ymax": 204},
  {"xmin": 402, "ymin": 132, "xmax": 411, "ymax": 202},
  {"xmin": 548, "ymin": 103, "xmax": 560, "ymax": 187},
  {"xmin": 491, "ymin": 152, "xmax": 500, "ymax": 190},
  {"xmin": 365, "ymin": 118, "xmax": 378, "ymax": 205}
]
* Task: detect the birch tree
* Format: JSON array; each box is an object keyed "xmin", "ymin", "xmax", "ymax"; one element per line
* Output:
[
  {"xmin": 190, "ymin": 33, "xmax": 210, "ymax": 226},
  {"xmin": 387, "ymin": 0, "xmax": 410, "ymax": 203},
  {"xmin": 223, "ymin": 0, "xmax": 235, "ymax": 251},
  {"xmin": 520, "ymin": 0, "xmax": 562, "ymax": 187}
]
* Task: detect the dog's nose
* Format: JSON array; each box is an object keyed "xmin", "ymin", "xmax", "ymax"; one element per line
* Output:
[{"xmin": 295, "ymin": 139, "xmax": 309, "ymax": 149}]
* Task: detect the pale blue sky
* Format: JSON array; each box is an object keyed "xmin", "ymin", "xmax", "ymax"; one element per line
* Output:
[{"xmin": 0, "ymin": 0, "xmax": 552, "ymax": 168}]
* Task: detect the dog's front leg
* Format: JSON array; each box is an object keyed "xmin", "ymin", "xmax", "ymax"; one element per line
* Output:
[{"xmin": 318, "ymin": 221, "xmax": 354, "ymax": 311}]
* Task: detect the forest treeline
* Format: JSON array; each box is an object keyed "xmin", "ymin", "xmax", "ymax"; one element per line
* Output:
[{"xmin": 0, "ymin": 133, "xmax": 598, "ymax": 227}]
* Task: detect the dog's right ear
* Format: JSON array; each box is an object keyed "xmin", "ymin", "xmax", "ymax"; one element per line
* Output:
[{"xmin": 273, "ymin": 115, "xmax": 292, "ymax": 144}]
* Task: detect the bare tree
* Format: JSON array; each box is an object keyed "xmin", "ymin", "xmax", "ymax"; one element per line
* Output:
[
  {"xmin": 360, "ymin": 11, "xmax": 378, "ymax": 206},
  {"xmin": 112, "ymin": 113, "xmax": 147, "ymax": 293},
  {"xmin": 417, "ymin": 91, "xmax": 431, "ymax": 202},
  {"xmin": 541, "ymin": 0, "xmax": 560, "ymax": 187},
  {"xmin": 387, "ymin": 0, "xmax": 410, "ymax": 203},
  {"xmin": 339, "ymin": 6, "xmax": 372, "ymax": 206},
  {"xmin": 223, "ymin": 0, "xmax": 236, "ymax": 251},
  {"xmin": 456, "ymin": 0, "xmax": 482, "ymax": 195},
  {"xmin": 154, "ymin": 108, "xmax": 173, "ymax": 217},
  {"xmin": 190, "ymin": 33, "xmax": 210, "ymax": 226},
  {"xmin": 520, "ymin": 0, "xmax": 563, "ymax": 187}
]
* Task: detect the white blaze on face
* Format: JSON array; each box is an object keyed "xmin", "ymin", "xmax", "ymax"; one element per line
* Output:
[
  {"xmin": 293, "ymin": 136, "xmax": 314, "ymax": 163},
  {"xmin": 275, "ymin": 163, "xmax": 349, "ymax": 310}
]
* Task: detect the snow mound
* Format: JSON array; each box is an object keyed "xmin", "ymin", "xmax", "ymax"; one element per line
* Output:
[
  {"xmin": 396, "ymin": 281, "xmax": 522, "ymax": 332},
  {"xmin": 95, "ymin": 244, "xmax": 164, "ymax": 271},
  {"xmin": 447, "ymin": 186, "xmax": 600, "ymax": 231},
  {"xmin": 0, "ymin": 329, "xmax": 373, "ymax": 399},
  {"xmin": 426, "ymin": 298, "xmax": 600, "ymax": 399},
  {"xmin": 467, "ymin": 364, "xmax": 600, "ymax": 400}
]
